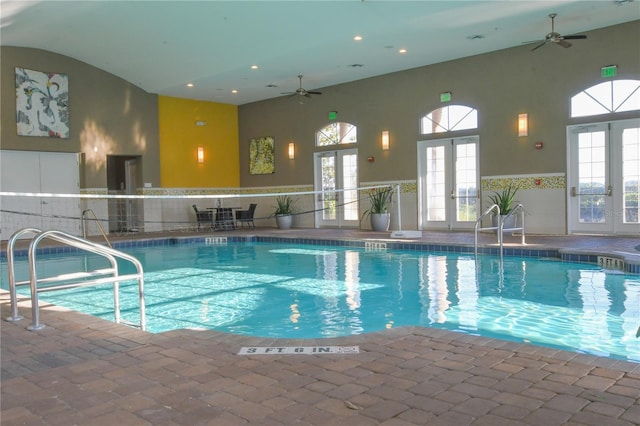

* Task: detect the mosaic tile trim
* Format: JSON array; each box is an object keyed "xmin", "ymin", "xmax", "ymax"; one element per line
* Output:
[
  {"xmin": 137, "ymin": 186, "xmax": 315, "ymax": 196},
  {"xmin": 82, "ymin": 184, "xmax": 418, "ymax": 197},
  {"xmin": 80, "ymin": 188, "xmax": 109, "ymax": 195},
  {"xmin": 5, "ymin": 235, "xmax": 637, "ymax": 274},
  {"xmin": 482, "ymin": 175, "xmax": 566, "ymax": 191},
  {"xmin": 361, "ymin": 180, "xmax": 417, "ymax": 194}
]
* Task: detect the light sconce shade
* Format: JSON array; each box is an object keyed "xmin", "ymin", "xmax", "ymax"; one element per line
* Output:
[
  {"xmin": 518, "ymin": 113, "xmax": 528, "ymax": 137},
  {"xmin": 197, "ymin": 146, "xmax": 205, "ymax": 163},
  {"xmin": 381, "ymin": 130, "xmax": 390, "ymax": 150},
  {"xmin": 288, "ymin": 142, "xmax": 295, "ymax": 159}
]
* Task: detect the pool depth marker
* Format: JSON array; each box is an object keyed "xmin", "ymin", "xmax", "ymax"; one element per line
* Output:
[{"xmin": 238, "ymin": 346, "xmax": 359, "ymax": 355}]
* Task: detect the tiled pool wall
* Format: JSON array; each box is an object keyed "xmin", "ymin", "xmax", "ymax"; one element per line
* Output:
[{"xmin": 3, "ymin": 235, "xmax": 639, "ymax": 274}]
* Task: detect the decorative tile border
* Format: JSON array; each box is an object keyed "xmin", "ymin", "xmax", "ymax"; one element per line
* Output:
[
  {"xmin": 482, "ymin": 174, "xmax": 566, "ymax": 191},
  {"xmin": 361, "ymin": 180, "xmax": 416, "ymax": 194}
]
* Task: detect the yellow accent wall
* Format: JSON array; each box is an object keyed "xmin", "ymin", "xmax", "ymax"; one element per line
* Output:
[{"xmin": 159, "ymin": 96, "xmax": 239, "ymax": 187}]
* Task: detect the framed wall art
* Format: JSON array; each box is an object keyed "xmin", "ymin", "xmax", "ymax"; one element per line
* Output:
[
  {"xmin": 249, "ymin": 136, "xmax": 275, "ymax": 175},
  {"xmin": 16, "ymin": 67, "xmax": 69, "ymax": 138}
]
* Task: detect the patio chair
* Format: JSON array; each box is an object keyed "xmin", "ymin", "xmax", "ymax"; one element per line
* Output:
[
  {"xmin": 192, "ymin": 205, "xmax": 213, "ymax": 230},
  {"xmin": 235, "ymin": 203, "xmax": 257, "ymax": 229}
]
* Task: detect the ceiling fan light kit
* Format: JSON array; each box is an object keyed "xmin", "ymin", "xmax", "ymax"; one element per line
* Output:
[
  {"xmin": 280, "ymin": 75, "xmax": 322, "ymax": 100},
  {"xmin": 531, "ymin": 13, "xmax": 587, "ymax": 51}
]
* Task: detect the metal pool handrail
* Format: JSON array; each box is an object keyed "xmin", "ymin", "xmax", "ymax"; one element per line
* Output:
[
  {"xmin": 474, "ymin": 203, "xmax": 526, "ymax": 259},
  {"xmin": 5, "ymin": 228, "xmax": 146, "ymax": 331}
]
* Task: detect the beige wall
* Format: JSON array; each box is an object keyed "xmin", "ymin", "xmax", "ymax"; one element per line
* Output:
[
  {"xmin": 238, "ymin": 21, "xmax": 640, "ymax": 187},
  {"xmin": 1, "ymin": 46, "xmax": 160, "ymax": 189}
]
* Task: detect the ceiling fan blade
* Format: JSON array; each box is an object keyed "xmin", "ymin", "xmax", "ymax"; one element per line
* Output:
[
  {"xmin": 557, "ymin": 39, "xmax": 572, "ymax": 48},
  {"xmin": 530, "ymin": 40, "xmax": 547, "ymax": 51},
  {"xmin": 306, "ymin": 91, "xmax": 322, "ymax": 95},
  {"xmin": 280, "ymin": 91, "xmax": 295, "ymax": 95},
  {"xmin": 563, "ymin": 34, "xmax": 587, "ymax": 40}
]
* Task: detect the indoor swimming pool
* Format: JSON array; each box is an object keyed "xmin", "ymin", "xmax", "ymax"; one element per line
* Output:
[{"xmin": 3, "ymin": 240, "xmax": 639, "ymax": 362}]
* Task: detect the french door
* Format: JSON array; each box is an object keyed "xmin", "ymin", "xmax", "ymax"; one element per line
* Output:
[
  {"xmin": 313, "ymin": 149, "xmax": 359, "ymax": 228},
  {"xmin": 567, "ymin": 118, "xmax": 640, "ymax": 235},
  {"xmin": 417, "ymin": 136, "xmax": 479, "ymax": 230}
]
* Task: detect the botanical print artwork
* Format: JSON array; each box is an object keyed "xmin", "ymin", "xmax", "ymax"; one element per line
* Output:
[
  {"xmin": 249, "ymin": 136, "xmax": 275, "ymax": 175},
  {"xmin": 15, "ymin": 67, "xmax": 69, "ymax": 138}
]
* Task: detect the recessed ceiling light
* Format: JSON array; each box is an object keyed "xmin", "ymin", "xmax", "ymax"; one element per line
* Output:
[
  {"xmin": 231, "ymin": 89, "xmax": 238, "ymax": 94},
  {"xmin": 251, "ymin": 65, "xmax": 259, "ymax": 69},
  {"xmin": 187, "ymin": 83, "xmax": 194, "ymax": 87},
  {"xmin": 399, "ymin": 48, "xmax": 407, "ymax": 54},
  {"xmin": 354, "ymin": 35, "xmax": 363, "ymax": 41}
]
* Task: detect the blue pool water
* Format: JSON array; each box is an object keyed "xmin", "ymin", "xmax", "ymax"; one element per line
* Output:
[{"xmin": 3, "ymin": 241, "xmax": 640, "ymax": 362}]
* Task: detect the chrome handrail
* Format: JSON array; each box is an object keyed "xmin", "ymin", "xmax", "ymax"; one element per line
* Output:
[
  {"xmin": 5, "ymin": 228, "xmax": 146, "ymax": 331},
  {"xmin": 474, "ymin": 203, "xmax": 526, "ymax": 259},
  {"xmin": 474, "ymin": 204, "xmax": 499, "ymax": 256}
]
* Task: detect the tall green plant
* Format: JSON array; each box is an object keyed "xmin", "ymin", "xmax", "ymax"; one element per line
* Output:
[
  {"xmin": 488, "ymin": 184, "xmax": 518, "ymax": 215},
  {"xmin": 361, "ymin": 186, "xmax": 393, "ymax": 220},
  {"xmin": 274, "ymin": 195, "xmax": 296, "ymax": 215}
]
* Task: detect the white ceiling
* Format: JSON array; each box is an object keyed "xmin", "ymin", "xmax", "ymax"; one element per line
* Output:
[{"xmin": 2, "ymin": 0, "xmax": 638, "ymax": 105}]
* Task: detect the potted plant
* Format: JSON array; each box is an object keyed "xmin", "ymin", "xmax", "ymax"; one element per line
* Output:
[
  {"xmin": 273, "ymin": 195, "xmax": 296, "ymax": 229},
  {"xmin": 361, "ymin": 187, "xmax": 393, "ymax": 232},
  {"xmin": 488, "ymin": 184, "xmax": 518, "ymax": 230}
]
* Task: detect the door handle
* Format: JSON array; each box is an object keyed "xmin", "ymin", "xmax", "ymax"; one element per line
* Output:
[
  {"xmin": 450, "ymin": 189, "xmax": 455, "ymax": 199},
  {"xmin": 571, "ymin": 186, "xmax": 612, "ymax": 197}
]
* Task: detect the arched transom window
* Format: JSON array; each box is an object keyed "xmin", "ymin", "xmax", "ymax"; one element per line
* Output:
[
  {"xmin": 571, "ymin": 79, "xmax": 640, "ymax": 118},
  {"xmin": 316, "ymin": 122, "xmax": 357, "ymax": 146},
  {"xmin": 420, "ymin": 105, "xmax": 478, "ymax": 135}
]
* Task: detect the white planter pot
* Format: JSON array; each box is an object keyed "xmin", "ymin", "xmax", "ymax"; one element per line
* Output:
[
  {"xmin": 370, "ymin": 213, "xmax": 390, "ymax": 232},
  {"xmin": 492, "ymin": 214, "xmax": 516, "ymax": 232},
  {"xmin": 276, "ymin": 214, "xmax": 293, "ymax": 229}
]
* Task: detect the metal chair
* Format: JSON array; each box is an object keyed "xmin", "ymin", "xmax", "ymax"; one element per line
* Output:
[
  {"xmin": 235, "ymin": 203, "xmax": 257, "ymax": 229},
  {"xmin": 192, "ymin": 205, "xmax": 213, "ymax": 230}
]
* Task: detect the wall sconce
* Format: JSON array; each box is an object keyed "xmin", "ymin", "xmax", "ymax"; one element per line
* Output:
[
  {"xmin": 518, "ymin": 113, "xmax": 528, "ymax": 137},
  {"xmin": 288, "ymin": 142, "xmax": 295, "ymax": 159},
  {"xmin": 381, "ymin": 130, "xmax": 390, "ymax": 150},
  {"xmin": 197, "ymin": 146, "xmax": 205, "ymax": 163}
]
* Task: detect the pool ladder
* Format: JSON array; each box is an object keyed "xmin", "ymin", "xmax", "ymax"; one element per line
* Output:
[
  {"xmin": 474, "ymin": 203, "xmax": 526, "ymax": 259},
  {"xmin": 5, "ymin": 228, "xmax": 146, "ymax": 331}
]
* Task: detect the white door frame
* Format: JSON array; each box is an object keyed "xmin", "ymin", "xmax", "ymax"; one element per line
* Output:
[
  {"xmin": 567, "ymin": 118, "xmax": 640, "ymax": 235},
  {"xmin": 417, "ymin": 136, "xmax": 479, "ymax": 231},
  {"xmin": 313, "ymin": 148, "xmax": 359, "ymax": 228}
]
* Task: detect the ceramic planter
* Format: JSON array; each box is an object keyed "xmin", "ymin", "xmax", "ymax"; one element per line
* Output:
[
  {"xmin": 491, "ymin": 214, "xmax": 516, "ymax": 232},
  {"xmin": 276, "ymin": 214, "xmax": 293, "ymax": 229},
  {"xmin": 370, "ymin": 213, "xmax": 390, "ymax": 232}
]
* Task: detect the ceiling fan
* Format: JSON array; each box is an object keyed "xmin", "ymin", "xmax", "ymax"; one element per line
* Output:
[
  {"xmin": 530, "ymin": 13, "xmax": 587, "ymax": 51},
  {"xmin": 281, "ymin": 75, "xmax": 322, "ymax": 98}
]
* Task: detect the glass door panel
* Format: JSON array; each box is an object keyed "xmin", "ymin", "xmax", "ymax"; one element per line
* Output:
[
  {"xmin": 614, "ymin": 120, "xmax": 640, "ymax": 234},
  {"xmin": 455, "ymin": 142, "xmax": 478, "ymax": 222},
  {"xmin": 426, "ymin": 145, "xmax": 446, "ymax": 221}
]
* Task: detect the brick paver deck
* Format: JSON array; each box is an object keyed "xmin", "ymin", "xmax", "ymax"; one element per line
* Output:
[{"xmin": 2, "ymin": 229, "xmax": 639, "ymax": 425}]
